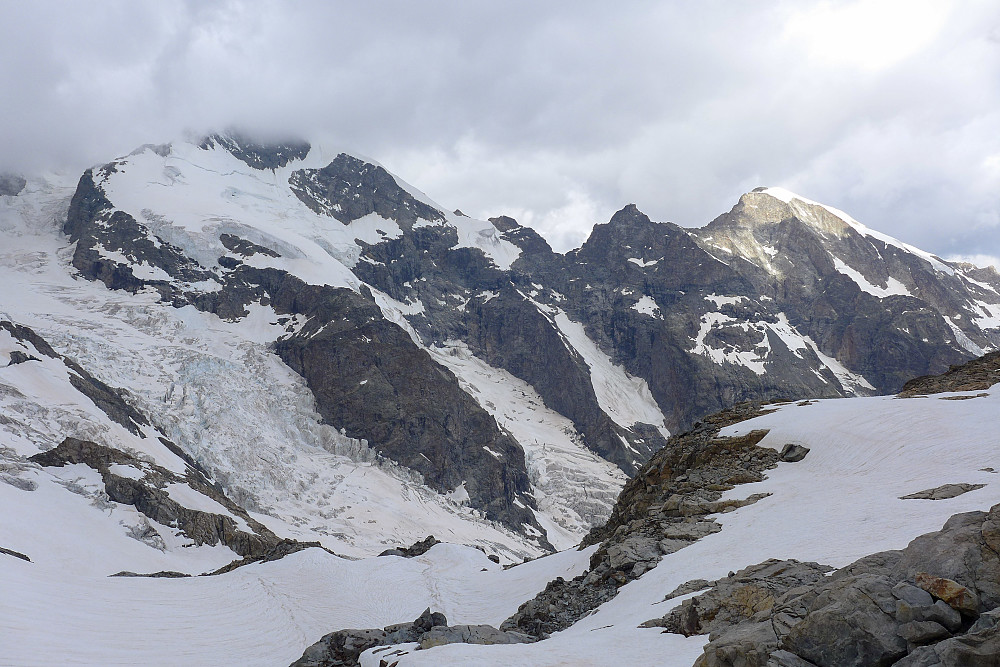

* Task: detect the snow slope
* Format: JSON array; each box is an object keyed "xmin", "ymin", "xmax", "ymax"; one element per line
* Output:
[
  {"xmin": 370, "ymin": 387, "xmax": 1000, "ymax": 665},
  {"xmin": 1, "ymin": 542, "xmax": 593, "ymax": 667}
]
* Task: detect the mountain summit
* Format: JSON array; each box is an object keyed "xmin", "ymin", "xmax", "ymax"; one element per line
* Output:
[
  {"xmin": 45, "ymin": 132, "xmax": 1000, "ymax": 545},
  {"xmin": 2, "ymin": 130, "xmax": 1000, "ymax": 665}
]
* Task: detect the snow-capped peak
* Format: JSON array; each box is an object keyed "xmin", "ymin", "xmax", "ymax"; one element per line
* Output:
[{"xmin": 757, "ymin": 186, "xmax": 954, "ymax": 275}]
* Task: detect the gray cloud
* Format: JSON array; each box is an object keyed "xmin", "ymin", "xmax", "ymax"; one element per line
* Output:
[{"xmin": 2, "ymin": 0, "xmax": 998, "ymax": 260}]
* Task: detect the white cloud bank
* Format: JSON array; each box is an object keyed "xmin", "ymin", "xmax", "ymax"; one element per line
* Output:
[{"xmin": 1, "ymin": 0, "xmax": 998, "ymax": 259}]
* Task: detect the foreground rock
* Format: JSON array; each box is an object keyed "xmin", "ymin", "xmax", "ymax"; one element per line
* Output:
[
  {"xmin": 640, "ymin": 559, "xmax": 833, "ymax": 636},
  {"xmin": 290, "ymin": 608, "xmax": 534, "ymax": 667},
  {"xmin": 677, "ymin": 502, "xmax": 1000, "ymax": 666}
]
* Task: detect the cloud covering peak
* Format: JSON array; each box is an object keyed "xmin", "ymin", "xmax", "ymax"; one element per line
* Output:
[{"xmin": 1, "ymin": 0, "xmax": 998, "ymax": 259}]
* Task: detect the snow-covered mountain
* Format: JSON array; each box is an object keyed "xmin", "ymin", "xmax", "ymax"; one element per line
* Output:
[{"xmin": 3, "ymin": 131, "xmax": 1000, "ymax": 666}]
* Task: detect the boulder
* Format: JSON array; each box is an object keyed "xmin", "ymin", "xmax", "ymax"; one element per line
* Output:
[
  {"xmin": 897, "ymin": 620, "xmax": 950, "ymax": 644},
  {"xmin": 782, "ymin": 575, "xmax": 908, "ymax": 666},
  {"xmin": 779, "ymin": 444, "xmax": 810, "ymax": 463},
  {"xmin": 694, "ymin": 621, "xmax": 778, "ymax": 667},
  {"xmin": 894, "ymin": 622, "xmax": 1000, "ymax": 665},
  {"xmin": 291, "ymin": 608, "xmax": 534, "ymax": 666}
]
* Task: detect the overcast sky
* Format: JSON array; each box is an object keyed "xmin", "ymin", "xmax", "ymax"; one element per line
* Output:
[{"xmin": 2, "ymin": 1, "xmax": 999, "ymax": 264}]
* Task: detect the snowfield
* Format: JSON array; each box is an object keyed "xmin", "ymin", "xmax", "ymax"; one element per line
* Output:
[{"xmin": 365, "ymin": 387, "xmax": 1000, "ymax": 666}]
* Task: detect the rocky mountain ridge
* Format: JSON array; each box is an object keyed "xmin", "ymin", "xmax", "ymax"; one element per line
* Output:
[
  {"xmin": 51, "ymin": 131, "xmax": 1000, "ymax": 548},
  {"xmin": 4, "ymin": 131, "xmax": 1000, "ymax": 666}
]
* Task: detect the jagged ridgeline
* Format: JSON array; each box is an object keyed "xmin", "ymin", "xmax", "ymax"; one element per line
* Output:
[
  {"xmin": 5, "ymin": 129, "xmax": 1000, "ymax": 666},
  {"xmin": 59, "ymin": 131, "xmax": 1000, "ymax": 547}
]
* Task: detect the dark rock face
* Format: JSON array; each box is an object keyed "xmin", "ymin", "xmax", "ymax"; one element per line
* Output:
[
  {"xmin": 779, "ymin": 443, "xmax": 810, "ymax": 462},
  {"xmin": 501, "ymin": 403, "xmax": 783, "ymax": 638},
  {"xmin": 258, "ymin": 274, "xmax": 543, "ymax": 541},
  {"xmin": 683, "ymin": 503, "xmax": 1000, "ymax": 667},
  {"xmin": 290, "ymin": 153, "xmax": 445, "ymax": 226},
  {"xmin": 29, "ymin": 437, "xmax": 282, "ymax": 558},
  {"xmin": 64, "ymin": 360, "xmax": 150, "ymax": 436},
  {"xmin": 219, "ymin": 233, "xmax": 280, "ymax": 258},
  {"xmin": 64, "ymin": 169, "xmax": 214, "ymax": 294},
  {"xmin": 0, "ymin": 173, "xmax": 26, "ymax": 196},
  {"xmin": 290, "ymin": 607, "xmax": 534, "ymax": 667},
  {"xmin": 200, "ymin": 131, "xmax": 310, "ymax": 170},
  {"xmin": 7, "ymin": 350, "xmax": 39, "ymax": 365},
  {"xmin": 463, "ymin": 287, "xmax": 659, "ymax": 473},
  {"xmin": 0, "ymin": 320, "xmax": 61, "ymax": 359},
  {"xmin": 0, "ymin": 546, "xmax": 31, "ymax": 562}
]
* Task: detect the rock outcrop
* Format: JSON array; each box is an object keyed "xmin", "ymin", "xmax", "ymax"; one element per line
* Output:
[
  {"xmin": 0, "ymin": 173, "xmax": 26, "ymax": 197},
  {"xmin": 378, "ymin": 535, "xmax": 440, "ymax": 558},
  {"xmin": 290, "ymin": 608, "xmax": 534, "ymax": 667},
  {"xmin": 680, "ymin": 503, "xmax": 1000, "ymax": 666},
  {"xmin": 501, "ymin": 402, "xmax": 787, "ymax": 638},
  {"xmin": 900, "ymin": 483, "xmax": 986, "ymax": 501},
  {"xmin": 898, "ymin": 349, "xmax": 1000, "ymax": 397},
  {"xmin": 199, "ymin": 132, "xmax": 311, "ymax": 170},
  {"xmin": 290, "ymin": 153, "xmax": 444, "ymax": 226},
  {"xmin": 29, "ymin": 437, "xmax": 283, "ymax": 558}
]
